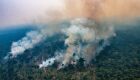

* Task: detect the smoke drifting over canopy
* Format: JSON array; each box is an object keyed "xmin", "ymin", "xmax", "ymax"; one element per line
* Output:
[
  {"xmin": 6, "ymin": 18, "xmax": 116, "ymax": 69},
  {"xmin": 4, "ymin": 0, "xmax": 140, "ymax": 69}
]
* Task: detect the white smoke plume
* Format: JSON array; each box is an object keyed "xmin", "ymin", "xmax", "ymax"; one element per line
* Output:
[
  {"xmin": 10, "ymin": 31, "xmax": 44, "ymax": 57},
  {"xmin": 39, "ymin": 52, "xmax": 63, "ymax": 68},
  {"xmin": 7, "ymin": 24, "xmax": 66, "ymax": 58},
  {"xmin": 39, "ymin": 18, "xmax": 116, "ymax": 69},
  {"xmin": 39, "ymin": 58, "xmax": 56, "ymax": 68}
]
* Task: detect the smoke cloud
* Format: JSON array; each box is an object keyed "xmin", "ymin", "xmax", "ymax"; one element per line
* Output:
[
  {"xmin": 1, "ymin": 0, "xmax": 140, "ymax": 26},
  {"xmin": 6, "ymin": 0, "xmax": 140, "ymax": 69},
  {"xmin": 39, "ymin": 52, "xmax": 63, "ymax": 68},
  {"xmin": 7, "ymin": 24, "xmax": 67, "ymax": 58},
  {"xmin": 39, "ymin": 18, "xmax": 116, "ymax": 69},
  {"xmin": 6, "ymin": 18, "xmax": 116, "ymax": 69},
  {"xmin": 10, "ymin": 31, "xmax": 45, "ymax": 57},
  {"xmin": 37, "ymin": 0, "xmax": 140, "ymax": 23}
]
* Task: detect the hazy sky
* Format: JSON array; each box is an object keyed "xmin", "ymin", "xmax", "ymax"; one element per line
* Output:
[
  {"xmin": 0, "ymin": 0, "xmax": 140, "ymax": 27},
  {"xmin": 0, "ymin": 0, "xmax": 65, "ymax": 27}
]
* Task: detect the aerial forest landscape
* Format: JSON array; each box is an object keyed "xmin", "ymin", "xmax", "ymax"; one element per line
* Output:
[{"xmin": 0, "ymin": 0, "xmax": 140, "ymax": 80}]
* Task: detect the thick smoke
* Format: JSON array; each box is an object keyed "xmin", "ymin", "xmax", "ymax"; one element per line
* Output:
[
  {"xmin": 4, "ymin": 0, "xmax": 140, "ymax": 70},
  {"xmin": 39, "ymin": 18, "xmax": 116, "ymax": 69},
  {"xmin": 7, "ymin": 17, "xmax": 116, "ymax": 69},
  {"xmin": 37, "ymin": 0, "xmax": 140, "ymax": 23}
]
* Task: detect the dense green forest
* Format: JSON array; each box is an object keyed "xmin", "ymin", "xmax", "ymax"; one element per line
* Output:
[{"xmin": 0, "ymin": 24, "xmax": 140, "ymax": 80}]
